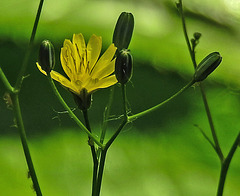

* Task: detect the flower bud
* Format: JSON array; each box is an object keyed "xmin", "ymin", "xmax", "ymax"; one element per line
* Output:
[
  {"xmin": 194, "ymin": 52, "xmax": 222, "ymax": 82},
  {"xmin": 73, "ymin": 88, "xmax": 92, "ymax": 111},
  {"xmin": 113, "ymin": 12, "xmax": 134, "ymax": 50},
  {"xmin": 38, "ymin": 40, "xmax": 55, "ymax": 74},
  {"xmin": 115, "ymin": 49, "xmax": 133, "ymax": 84},
  {"xmin": 193, "ymin": 32, "xmax": 201, "ymax": 40}
]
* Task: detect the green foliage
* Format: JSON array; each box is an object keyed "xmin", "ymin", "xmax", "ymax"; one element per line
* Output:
[
  {"xmin": 0, "ymin": 130, "xmax": 239, "ymax": 196},
  {"xmin": 1, "ymin": 0, "xmax": 240, "ymax": 195}
]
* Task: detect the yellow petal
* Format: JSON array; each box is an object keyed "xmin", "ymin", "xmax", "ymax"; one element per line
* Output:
[
  {"xmin": 91, "ymin": 44, "xmax": 116, "ymax": 77},
  {"xmin": 60, "ymin": 39, "xmax": 77, "ymax": 80},
  {"xmin": 73, "ymin": 33, "xmax": 86, "ymax": 73},
  {"xmin": 36, "ymin": 62, "xmax": 47, "ymax": 76},
  {"xmin": 87, "ymin": 34, "xmax": 102, "ymax": 73},
  {"xmin": 87, "ymin": 75, "xmax": 117, "ymax": 93},
  {"xmin": 92, "ymin": 60, "xmax": 115, "ymax": 80},
  {"xmin": 50, "ymin": 71, "xmax": 79, "ymax": 94},
  {"xmin": 37, "ymin": 62, "xmax": 79, "ymax": 94}
]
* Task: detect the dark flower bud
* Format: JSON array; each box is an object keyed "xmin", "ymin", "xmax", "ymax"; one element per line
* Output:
[
  {"xmin": 38, "ymin": 40, "xmax": 55, "ymax": 74},
  {"xmin": 193, "ymin": 32, "xmax": 201, "ymax": 40},
  {"xmin": 190, "ymin": 38, "xmax": 195, "ymax": 46},
  {"xmin": 115, "ymin": 49, "xmax": 133, "ymax": 84},
  {"xmin": 113, "ymin": 12, "xmax": 134, "ymax": 50},
  {"xmin": 175, "ymin": 2, "xmax": 181, "ymax": 9},
  {"xmin": 73, "ymin": 88, "xmax": 92, "ymax": 111},
  {"xmin": 194, "ymin": 52, "xmax": 222, "ymax": 82}
]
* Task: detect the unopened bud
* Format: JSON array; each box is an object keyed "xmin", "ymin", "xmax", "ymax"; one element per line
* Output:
[
  {"xmin": 38, "ymin": 40, "xmax": 55, "ymax": 74},
  {"xmin": 194, "ymin": 52, "xmax": 222, "ymax": 82},
  {"xmin": 115, "ymin": 49, "xmax": 133, "ymax": 84},
  {"xmin": 193, "ymin": 32, "xmax": 201, "ymax": 40},
  {"xmin": 113, "ymin": 12, "xmax": 134, "ymax": 50}
]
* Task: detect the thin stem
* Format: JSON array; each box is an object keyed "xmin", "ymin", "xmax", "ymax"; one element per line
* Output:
[
  {"xmin": 95, "ymin": 119, "xmax": 127, "ymax": 196},
  {"xmin": 177, "ymin": 0, "xmax": 224, "ymax": 161},
  {"xmin": 199, "ymin": 84, "xmax": 224, "ymax": 161},
  {"xmin": 0, "ymin": 66, "xmax": 14, "ymax": 93},
  {"xmin": 194, "ymin": 124, "xmax": 218, "ymax": 154},
  {"xmin": 82, "ymin": 110, "xmax": 98, "ymax": 196},
  {"xmin": 128, "ymin": 79, "xmax": 195, "ymax": 122},
  {"xmin": 12, "ymin": 94, "xmax": 42, "ymax": 196},
  {"xmin": 105, "ymin": 119, "xmax": 127, "ymax": 150},
  {"xmin": 47, "ymin": 75, "xmax": 103, "ymax": 148},
  {"xmin": 97, "ymin": 87, "xmax": 115, "ymax": 158},
  {"xmin": 15, "ymin": 0, "xmax": 45, "ymax": 90},
  {"xmin": 95, "ymin": 149, "xmax": 107, "ymax": 196},
  {"xmin": 94, "ymin": 84, "xmax": 129, "ymax": 196},
  {"xmin": 100, "ymin": 87, "xmax": 115, "ymax": 144},
  {"xmin": 217, "ymin": 132, "xmax": 240, "ymax": 196},
  {"xmin": 0, "ymin": 1, "xmax": 45, "ymax": 194},
  {"xmin": 121, "ymin": 84, "xmax": 128, "ymax": 118},
  {"xmin": 177, "ymin": 0, "xmax": 196, "ymax": 69},
  {"xmin": 102, "ymin": 83, "xmax": 128, "ymax": 149}
]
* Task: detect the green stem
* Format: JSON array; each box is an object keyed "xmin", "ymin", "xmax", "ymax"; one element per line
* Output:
[
  {"xmin": 15, "ymin": 0, "xmax": 44, "ymax": 90},
  {"xmin": 47, "ymin": 75, "xmax": 103, "ymax": 148},
  {"xmin": 194, "ymin": 124, "xmax": 217, "ymax": 153},
  {"xmin": 121, "ymin": 84, "xmax": 128, "ymax": 119},
  {"xmin": 177, "ymin": 0, "xmax": 196, "ymax": 69},
  {"xmin": 82, "ymin": 110, "xmax": 98, "ymax": 196},
  {"xmin": 12, "ymin": 94, "xmax": 42, "ymax": 196},
  {"xmin": 100, "ymin": 87, "xmax": 115, "ymax": 145},
  {"xmin": 199, "ymin": 84, "xmax": 224, "ymax": 161},
  {"xmin": 178, "ymin": 0, "xmax": 224, "ymax": 161},
  {"xmin": 0, "ymin": 1, "xmax": 45, "ymax": 194},
  {"xmin": 97, "ymin": 87, "xmax": 115, "ymax": 158},
  {"xmin": 95, "ymin": 119, "xmax": 127, "ymax": 196},
  {"xmin": 0, "ymin": 66, "xmax": 14, "ymax": 93},
  {"xmin": 94, "ymin": 84, "xmax": 129, "ymax": 196},
  {"xmin": 95, "ymin": 149, "xmax": 107, "ymax": 196},
  {"xmin": 217, "ymin": 132, "xmax": 240, "ymax": 196},
  {"xmin": 128, "ymin": 79, "xmax": 195, "ymax": 122},
  {"xmin": 105, "ymin": 119, "xmax": 127, "ymax": 150}
]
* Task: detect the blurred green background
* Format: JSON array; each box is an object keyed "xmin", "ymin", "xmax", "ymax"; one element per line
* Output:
[{"xmin": 1, "ymin": 0, "xmax": 240, "ymax": 195}]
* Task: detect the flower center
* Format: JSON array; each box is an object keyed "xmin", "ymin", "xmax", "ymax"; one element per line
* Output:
[
  {"xmin": 92, "ymin": 78, "xmax": 99, "ymax": 83},
  {"xmin": 75, "ymin": 80, "xmax": 82, "ymax": 86}
]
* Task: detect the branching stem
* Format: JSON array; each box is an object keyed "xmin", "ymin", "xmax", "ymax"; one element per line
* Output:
[{"xmin": 47, "ymin": 75, "xmax": 103, "ymax": 148}]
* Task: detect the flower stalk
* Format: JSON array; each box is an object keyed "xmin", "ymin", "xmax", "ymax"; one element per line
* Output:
[
  {"xmin": 99, "ymin": 87, "xmax": 115, "ymax": 145},
  {"xmin": 0, "ymin": 66, "xmax": 14, "ymax": 93},
  {"xmin": 47, "ymin": 75, "xmax": 104, "ymax": 148},
  {"xmin": 176, "ymin": 1, "xmax": 240, "ymax": 196},
  {"xmin": 82, "ymin": 110, "xmax": 98, "ymax": 196},
  {"xmin": 128, "ymin": 79, "xmax": 195, "ymax": 122},
  {"xmin": 177, "ymin": 0, "xmax": 224, "ymax": 161},
  {"xmin": 217, "ymin": 132, "xmax": 240, "ymax": 196},
  {"xmin": 0, "ymin": 0, "xmax": 45, "ymax": 195},
  {"xmin": 11, "ymin": 94, "xmax": 42, "ymax": 196},
  {"xmin": 15, "ymin": 0, "xmax": 44, "ymax": 90},
  {"xmin": 94, "ymin": 118, "xmax": 128, "ymax": 196}
]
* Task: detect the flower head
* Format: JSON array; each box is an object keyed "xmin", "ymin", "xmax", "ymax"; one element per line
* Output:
[{"xmin": 37, "ymin": 33, "xmax": 118, "ymax": 97}]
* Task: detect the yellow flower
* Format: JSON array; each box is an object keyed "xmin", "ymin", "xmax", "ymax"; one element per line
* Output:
[{"xmin": 37, "ymin": 33, "xmax": 118, "ymax": 96}]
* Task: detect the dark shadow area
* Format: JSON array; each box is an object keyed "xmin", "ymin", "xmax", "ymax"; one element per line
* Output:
[{"xmin": 0, "ymin": 39, "xmax": 197, "ymax": 136}]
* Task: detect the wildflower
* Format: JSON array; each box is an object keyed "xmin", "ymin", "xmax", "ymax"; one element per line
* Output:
[{"xmin": 37, "ymin": 33, "xmax": 118, "ymax": 109}]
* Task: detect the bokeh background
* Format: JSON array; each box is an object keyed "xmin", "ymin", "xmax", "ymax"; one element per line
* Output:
[{"xmin": 1, "ymin": 0, "xmax": 240, "ymax": 195}]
